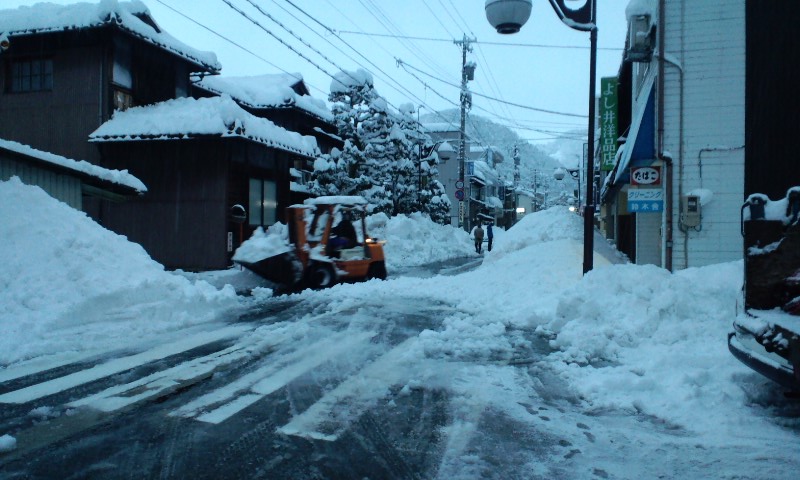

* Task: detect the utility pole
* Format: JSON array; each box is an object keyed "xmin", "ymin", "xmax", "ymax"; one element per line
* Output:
[{"xmin": 454, "ymin": 35, "xmax": 475, "ymax": 230}]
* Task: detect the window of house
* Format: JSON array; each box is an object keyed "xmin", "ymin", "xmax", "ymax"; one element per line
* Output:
[
  {"xmin": 113, "ymin": 89, "xmax": 134, "ymax": 111},
  {"xmin": 249, "ymin": 178, "xmax": 277, "ymax": 226},
  {"xmin": 9, "ymin": 58, "xmax": 53, "ymax": 92}
]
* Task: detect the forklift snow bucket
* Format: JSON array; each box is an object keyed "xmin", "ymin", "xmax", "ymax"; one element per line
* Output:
[{"xmin": 235, "ymin": 252, "xmax": 302, "ymax": 287}]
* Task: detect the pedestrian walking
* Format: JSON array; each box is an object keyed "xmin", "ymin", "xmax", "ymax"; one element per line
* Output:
[
  {"xmin": 473, "ymin": 223, "xmax": 484, "ymax": 254},
  {"xmin": 487, "ymin": 222, "xmax": 494, "ymax": 252}
]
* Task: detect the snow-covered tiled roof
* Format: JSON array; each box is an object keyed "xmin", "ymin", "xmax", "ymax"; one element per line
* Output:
[
  {"xmin": 0, "ymin": 0, "xmax": 220, "ymax": 72},
  {"xmin": 0, "ymin": 138, "xmax": 146, "ymax": 192},
  {"xmin": 89, "ymin": 95, "xmax": 321, "ymax": 158},
  {"xmin": 193, "ymin": 73, "xmax": 332, "ymax": 122}
]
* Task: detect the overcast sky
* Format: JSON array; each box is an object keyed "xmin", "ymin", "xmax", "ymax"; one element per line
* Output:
[{"xmin": 4, "ymin": 0, "xmax": 630, "ymax": 143}]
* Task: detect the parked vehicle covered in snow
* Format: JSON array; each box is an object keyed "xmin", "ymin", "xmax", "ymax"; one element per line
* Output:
[
  {"xmin": 233, "ymin": 196, "xmax": 387, "ymax": 292},
  {"xmin": 728, "ymin": 187, "xmax": 800, "ymax": 393}
]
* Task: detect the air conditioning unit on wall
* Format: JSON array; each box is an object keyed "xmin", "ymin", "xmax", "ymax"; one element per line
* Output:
[{"xmin": 625, "ymin": 14, "xmax": 655, "ymax": 63}]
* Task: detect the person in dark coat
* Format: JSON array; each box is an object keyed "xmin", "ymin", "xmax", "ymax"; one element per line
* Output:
[
  {"xmin": 487, "ymin": 222, "xmax": 494, "ymax": 252},
  {"xmin": 473, "ymin": 223, "xmax": 485, "ymax": 254},
  {"xmin": 329, "ymin": 212, "xmax": 357, "ymax": 256}
]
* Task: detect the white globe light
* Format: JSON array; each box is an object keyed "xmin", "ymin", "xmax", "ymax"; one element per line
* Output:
[{"xmin": 485, "ymin": 0, "xmax": 533, "ymax": 34}]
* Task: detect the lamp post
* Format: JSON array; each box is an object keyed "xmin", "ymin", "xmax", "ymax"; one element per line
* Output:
[
  {"xmin": 485, "ymin": 0, "xmax": 597, "ymax": 274},
  {"xmin": 553, "ymin": 166, "xmax": 581, "ymax": 208}
]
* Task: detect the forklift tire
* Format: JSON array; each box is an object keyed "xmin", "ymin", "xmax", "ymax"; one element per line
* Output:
[
  {"xmin": 306, "ymin": 263, "xmax": 337, "ymax": 289},
  {"xmin": 367, "ymin": 261, "xmax": 387, "ymax": 280}
]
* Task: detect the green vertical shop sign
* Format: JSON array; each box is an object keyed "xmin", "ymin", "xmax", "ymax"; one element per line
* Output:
[{"xmin": 600, "ymin": 77, "xmax": 618, "ymax": 172}]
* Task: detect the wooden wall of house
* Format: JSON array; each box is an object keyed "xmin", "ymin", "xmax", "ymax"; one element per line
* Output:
[
  {"xmin": 0, "ymin": 153, "xmax": 82, "ymax": 209},
  {"xmin": 0, "ymin": 37, "xmax": 107, "ymax": 164},
  {"xmin": 93, "ymin": 138, "xmax": 297, "ymax": 271},
  {"xmin": 94, "ymin": 140, "xmax": 230, "ymax": 271},
  {"xmin": 745, "ymin": 1, "xmax": 800, "ymax": 199}
]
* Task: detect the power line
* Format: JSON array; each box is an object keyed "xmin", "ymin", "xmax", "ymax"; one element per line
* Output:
[
  {"xmin": 337, "ymin": 30, "xmax": 622, "ymax": 51},
  {"xmin": 280, "ymin": 0, "xmax": 463, "ymax": 133},
  {"xmin": 397, "ymin": 59, "xmax": 587, "ymax": 118},
  {"xmin": 359, "ymin": 0, "xmax": 452, "ymax": 81},
  {"xmin": 152, "ymin": 0, "xmax": 311, "ymax": 85},
  {"xmin": 220, "ymin": 0, "xmax": 338, "ymax": 83}
]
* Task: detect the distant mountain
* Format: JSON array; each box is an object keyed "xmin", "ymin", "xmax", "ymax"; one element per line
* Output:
[{"xmin": 422, "ymin": 109, "xmax": 585, "ymax": 194}]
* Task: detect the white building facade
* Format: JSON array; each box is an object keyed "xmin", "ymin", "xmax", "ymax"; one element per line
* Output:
[{"xmin": 603, "ymin": 0, "xmax": 746, "ymax": 269}]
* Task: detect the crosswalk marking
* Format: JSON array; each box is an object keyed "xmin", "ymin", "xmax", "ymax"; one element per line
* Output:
[
  {"xmin": 172, "ymin": 330, "xmax": 376, "ymax": 424},
  {"xmin": 0, "ymin": 325, "xmax": 252, "ymax": 405}
]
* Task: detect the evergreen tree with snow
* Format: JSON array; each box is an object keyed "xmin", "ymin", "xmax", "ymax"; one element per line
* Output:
[
  {"xmin": 310, "ymin": 69, "xmax": 376, "ymax": 199},
  {"xmin": 312, "ymin": 69, "xmax": 451, "ymax": 220}
]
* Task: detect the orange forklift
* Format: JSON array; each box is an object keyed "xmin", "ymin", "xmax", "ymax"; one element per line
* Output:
[{"xmin": 235, "ymin": 196, "xmax": 387, "ymax": 292}]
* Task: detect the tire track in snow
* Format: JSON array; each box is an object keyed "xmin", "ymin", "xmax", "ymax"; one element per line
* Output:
[
  {"xmin": 171, "ymin": 330, "xmax": 377, "ymax": 424},
  {"xmin": 278, "ymin": 337, "xmax": 420, "ymax": 441}
]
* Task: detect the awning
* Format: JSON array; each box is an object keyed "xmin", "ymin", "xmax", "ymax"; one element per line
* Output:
[
  {"xmin": 470, "ymin": 175, "xmax": 487, "ymax": 187},
  {"xmin": 612, "ymin": 73, "xmax": 656, "ymax": 186}
]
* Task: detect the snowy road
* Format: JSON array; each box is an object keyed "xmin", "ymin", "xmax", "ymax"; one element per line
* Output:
[
  {"xmin": 0, "ymin": 286, "xmax": 507, "ymax": 479},
  {"xmin": 2, "ymin": 256, "xmax": 800, "ymax": 479},
  {"xmin": 3, "ymin": 283, "xmax": 798, "ymax": 479}
]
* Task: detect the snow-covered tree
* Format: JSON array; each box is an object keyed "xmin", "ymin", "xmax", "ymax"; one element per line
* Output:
[
  {"xmin": 312, "ymin": 70, "xmax": 451, "ymax": 220},
  {"xmin": 310, "ymin": 69, "xmax": 377, "ymax": 199}
]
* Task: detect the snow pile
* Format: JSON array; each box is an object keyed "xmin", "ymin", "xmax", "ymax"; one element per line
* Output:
[
  {"xmin": 0, "ymin": 177, "xmax": 240, "ymax": 366},
  {"xmin": 366, "ymin": 212, "xmax": 474, "ymax": 268},
  {"xmin": 542, "ymin": 261, "xmax": 751, "ymax": 440},
  {"xmin": 485, "ymin": 206, "xmax": 582, "ymax": 259},
  {"xmin": 304, "ymin": 206, "xmax": 771, "ymax": 454},
  {"xmin": 232, "ymin": 224, "xmax": 292, "ymax": 264}
]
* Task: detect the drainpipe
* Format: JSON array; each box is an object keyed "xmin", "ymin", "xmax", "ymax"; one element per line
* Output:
[
  {"xmin": 656, "ymin": 0, "xmax": 672, "ymax": 271},
  {"xmin": 656, "ymin": 0, "xmax": 685, "ymax": 272}
]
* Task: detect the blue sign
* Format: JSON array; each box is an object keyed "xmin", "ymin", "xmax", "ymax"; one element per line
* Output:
[
  {"xmin": 628, "ymin": 200, "xmax": 663, "ymax": 212},
  {"xmin": 454, "ymin": 189, "xmax": 465, "ymax": 201},
  {"xmin": 627, "ymin": 188, "xmax": 663, "ymax": 213}
]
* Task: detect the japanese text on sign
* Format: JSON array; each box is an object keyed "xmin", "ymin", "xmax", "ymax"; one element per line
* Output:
[
  {"xmin": 627, "ymin": 188, "xmax": 663, "ymax": 213},
  {"xmin": 631, "ymin": 166, "xmax": 661, "ymax": 186},
  {"xmin": 600, "ymin": 77, "xmax": 619, "ymax": 172}
]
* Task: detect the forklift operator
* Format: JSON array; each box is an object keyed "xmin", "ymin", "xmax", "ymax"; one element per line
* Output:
[{"xmin": 329, "ymin": 212, "xmax": 357, "ymax": 251}]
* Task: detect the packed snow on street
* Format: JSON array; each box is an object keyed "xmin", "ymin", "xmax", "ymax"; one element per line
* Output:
[{"xmin": 1, "ymin": 176, "xmax": 799, "ymax": 478}]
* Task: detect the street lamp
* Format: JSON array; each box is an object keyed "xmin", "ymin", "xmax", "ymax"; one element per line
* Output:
[
  {"xmin": 485, "ymin": 0, "xmax": 597, "ymax": 274},
  {"xmin": 553, "ymin": 166, "xmax": 581, "ymax": 208}
]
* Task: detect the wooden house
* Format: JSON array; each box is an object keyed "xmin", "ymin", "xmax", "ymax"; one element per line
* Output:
[
  {"xmin": 89, "ymin": 95, "xmax": 320, "ymax": 271},
  {"xmin": 192, "ymin": 73, "xmax": 341, "ymax": 205},
  {"xmin": 0, "ymin": 1, "xmax": 220, "ymax": 164},
  {"xmin": 0, "ymin": 137, "xmax": 144, "ymax": 209},
  {"xmin": 0, "ymin": 1, "xmax": 328, "ymax": 271}
]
